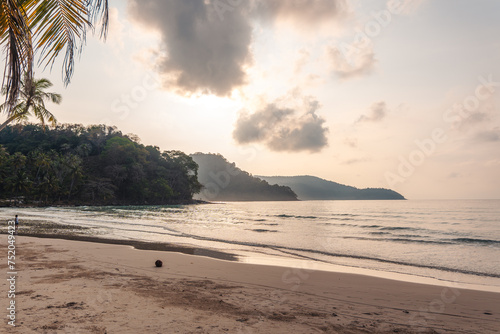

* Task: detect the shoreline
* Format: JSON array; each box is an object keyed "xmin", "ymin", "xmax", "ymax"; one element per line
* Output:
[
  {"xmin": 3, "ymin": 230, "xmax": 500, "ymax": 294},
  {"xmin": 1, "ymin": 236, "xmax": 499, "ymax": 333},
  {"xmin": 0, "ymin": 231, "xmax": 237, "ymax": 261},
  {"xmin": 0, "ymin": 199, "xmax": 213, "ymax": 208}
]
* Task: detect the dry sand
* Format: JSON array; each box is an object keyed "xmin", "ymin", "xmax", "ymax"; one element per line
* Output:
[{"xmin": 1, "ymin": 236, "xmax": 499, "ymax": 333}]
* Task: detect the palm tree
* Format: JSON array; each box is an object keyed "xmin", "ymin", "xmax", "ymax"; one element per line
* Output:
[
  {"xmin": 0, "ymin": 0, "xmax": 108, "ymax": 111},
  {"xmin": 0, "ymin": 74, "xmax": 61, "ymax": 131},
  {"xmin": 63, "ymin": 154, "xmax": 83, "ymax": 200}
]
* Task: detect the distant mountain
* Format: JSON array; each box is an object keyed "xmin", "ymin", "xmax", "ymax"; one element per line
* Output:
[
  {"xmin": 191, "ymin": 153, "xmax": 298, "ymax": 201},
  {"xmin": 256, "ymin": 175, "xmax": 405, "ymax": 200}
]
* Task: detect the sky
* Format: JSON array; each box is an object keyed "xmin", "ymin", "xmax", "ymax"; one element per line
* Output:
[{"xmin": 28, "ymin": 0, "xmax": 500, "ymax": 200}]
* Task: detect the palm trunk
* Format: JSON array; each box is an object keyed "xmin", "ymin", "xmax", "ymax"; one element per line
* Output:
[{"xmin": 0, "ymin": 114, "xmax": 18, "ymax": 131}]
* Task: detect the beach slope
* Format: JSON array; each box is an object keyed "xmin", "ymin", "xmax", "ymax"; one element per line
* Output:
[{"xmin": 1, "ymin": 237, "xmax": 498, "ymax": 333}]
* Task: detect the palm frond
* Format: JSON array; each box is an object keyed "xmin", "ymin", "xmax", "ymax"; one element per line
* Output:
[
  {"xmin": 8, "ymin": 101, "xmax": 29, "ymax": 120},
  {"xmin": 32, "ymin": 104, "xmax": 56, "ymax": 127},
  {"xmin": 33, "ymin": 77, "xmax": 52, "ymax": 90},
  {"xmin": 0, "ymin": 0, "xmax": 34, "ymax": 110},
  {"xmin": 27, "ymin": 0, "xmax": 89, "ymax": 85},
  {"xmin": 88, "ymin": 0, "xmax": 109, "ymax": 38},
  {"xmin": 47, "ymin": 92, "xmax": 62, "ymax": 104},
  {"xmin": 1, "ymin": 0, "xmax": 107, "ymax": 113},
  {"xmin": 26, "ymin": 0, "xmax": 109, "ymax": 85}
]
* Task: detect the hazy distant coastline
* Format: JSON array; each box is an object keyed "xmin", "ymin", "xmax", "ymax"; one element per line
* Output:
[
  {"xmin": 192, "ymin": 153, "xmax": 404, "ymax": 201},
  {"xmin": 258, "ymin": 175, "xmax": 405, "ymax": 201}
]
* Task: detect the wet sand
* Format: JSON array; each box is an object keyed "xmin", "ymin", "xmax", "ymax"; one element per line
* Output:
[{"xmin": 1, "ymin": 236, "xmax": 499, "ymax": 333}]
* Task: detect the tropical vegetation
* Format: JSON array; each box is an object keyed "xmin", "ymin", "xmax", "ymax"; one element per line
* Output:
[
  {"xmin": 0, "ymin": 0, "xmax": 108, "ymax": 111},
  {"xmin": 0, "ymin": 123, "xmax": 202, "ymax": 206},
  {"xmin": 0, "ymin": 74, "xmax": 61, "ymax": 131}
]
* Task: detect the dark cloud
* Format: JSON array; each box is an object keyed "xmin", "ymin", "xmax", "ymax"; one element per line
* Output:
[
  {"xmin": 128, "ymin": 0, "xmax": 253, "ymax": 96},
  {"xmin": 233, "ymin": 96, "xmax": 329, "ymax": 152},
  {"xmin": 357, "ymin": 102, "xmax": 387, "ymax": 123},
  {"xmin": 128, "ymin": 0, "xmax": 349, "ymax": 96}
]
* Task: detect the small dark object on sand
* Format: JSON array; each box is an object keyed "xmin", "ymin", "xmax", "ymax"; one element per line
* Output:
[{"xmin": 155, "ymin": 260, "xmax": 163, "ymax": 267}]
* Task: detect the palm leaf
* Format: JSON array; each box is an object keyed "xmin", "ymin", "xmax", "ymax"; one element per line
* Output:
[
  {"xmin": 0, "ymin": 0, "xmax": 34, "ymax": 109},
  {"xmin": 87, "ymin": 0, "xmax": 109, "ymax": 38},
  {"xmin": 0, "ymin": 73, "xmax": 60, "ymax": 131},
  {"xmin": 26, "ymin": 0, "xmax": 108, "ymax": 85},
  {"xmin": 1, "ymin": 0, "xmax": 107, "ymax": 112},
  {"xmin": 27, "ymin": 0, "xmax": 89, "ymax": 85}
]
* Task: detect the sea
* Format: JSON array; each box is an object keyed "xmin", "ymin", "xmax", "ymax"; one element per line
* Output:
[{"xmin": 2, "ymin": 200, "xmax": 499, "ymax": 292}]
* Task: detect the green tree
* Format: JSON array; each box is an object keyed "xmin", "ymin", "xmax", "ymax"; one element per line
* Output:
[
  {"xmin": 0, "ymin": 75, "xmax": 61, "ymax": 131},
  {"xmin": 83, "ymin": 177, "xmax": 116, "ymax": 204},
  {"xmin": 5, "ymin": 152, "xmax": 31, "ymax": 203},
  {"xmin": 163, "ymin": 150, "xmax": 202, "ymax": 199},
  {"xmin": 0, "ymin": 124, "xmax": 203, "ymax": 205},
  {"xmin": 0, "ymin": 0, "xmax": 108, "ymax": 111}
]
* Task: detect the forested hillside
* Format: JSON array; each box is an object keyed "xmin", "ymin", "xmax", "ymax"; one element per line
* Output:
[
  {"xmin": 0, "ymin": 124, "xmax": 202, "ymax": 206},
  {"xmin": 191, "ymin": 153, "xmax": 297, "ymax": 201}
]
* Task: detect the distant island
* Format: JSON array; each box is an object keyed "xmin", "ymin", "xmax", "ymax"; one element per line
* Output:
[
  {"xmin": 257, "ymin": 175, "xmax": 405, "ymax": 200},
  {"xmin": 191, "ymin": 153, "xmax": 297, "ymax": 201},
  {"xmin": 191, "ymin": 153, "xmax": 404, "ymax": 201}
]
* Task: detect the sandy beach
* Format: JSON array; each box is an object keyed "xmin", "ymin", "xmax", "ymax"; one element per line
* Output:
[{"xmin": 1, "ymin": 236, "xmax": 499, "ymax": 333}]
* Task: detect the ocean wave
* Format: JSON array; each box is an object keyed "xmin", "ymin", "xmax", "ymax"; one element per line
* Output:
[
  {"xmin": 145, "ymin": 228, "xmax": 500, "ymax": 279},
  {"xmin": 332, "ymin": 213, "xmax": 360, "ymax": 217},
  {"xmin": 336, "ymin": 223, "xmax": 382, "ymax": 228},
  {"xmin": 341, "ymin": 236, "xmax": 450, "ymax": 245},
  {"xmin": 274, "ymin": 214, "xmax": 318, "ymax": 219},
  {"xmin": 380, "ymin": 226, "xmax": 420, "ymax": 231},
  {"xmin": 337, "ymin": 223, "xmax": 376, "ymax": 227},
  {"xmin": 268, "ymin": 246, "xmax": 500, "ymax": 279},
  {"xmin": 387, "ymin": 238, "xmax": 450, "ymax": 245},
  {"xmin": 452, "ymin": 238, "xmax": 500, "ymax": 245},
  {"xmin": 247, "ymin": 229, "xmax": 278, "ymax": 233}
]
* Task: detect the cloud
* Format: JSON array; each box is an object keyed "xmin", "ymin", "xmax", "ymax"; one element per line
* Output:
[
  {"xmin": 473, "ymin": 128, "xmax": 500, "ymax": 143},
  {"xmin": 252, "ymin": 0, "xmax": 350, "ymax": 25},
  {"xmin": 127, "ymin": 0, "xmax": 350, "ymax": 96},
  {"xmin": 107, "ymin": 7, "xmax": 125, "ymax": 50},
  {"xmin": 342, "ymin": 157, "xmax": 370, "ymax": 165},
  {"xmin": 128, "ymin": 0, "xmax": 253, "ymax": 96},
  {"xmin": 294, "ymin": 48, "xmax": 310, "ymax": 74},
  {"xmin": 458, "ymin": 112, "xmax": 490, "ymax": 128},
  {"xmin": 233, "ymin": 95, "xmax": 329, "ymax": 152},
  {"xmin": 357, "ymin": 102, "xmax": 387, "ymax": 123},
  {"xmin": 344, "ymin": 137, "xmax": 358, "ymax": 148},
  {"xmin": 327, "ymin": 40, "xmax": 376, "ymax": 79}
]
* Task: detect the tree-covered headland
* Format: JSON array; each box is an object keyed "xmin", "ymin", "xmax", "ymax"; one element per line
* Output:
[{"xmin": 0, "ymin": 124, "xmax": 202, "ymax": 206}]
